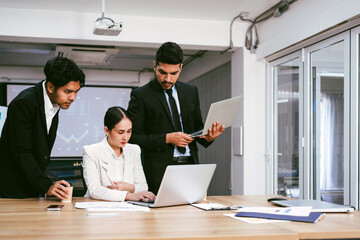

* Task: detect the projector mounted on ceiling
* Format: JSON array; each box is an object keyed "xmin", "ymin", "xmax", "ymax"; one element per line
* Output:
[
  {"xmin": 93, "ymin": 19, "xmax": 122, "ymax": 36},
  {"xmin": 93, "ymin": 0, "xmax": 122, "ymax": 36}
]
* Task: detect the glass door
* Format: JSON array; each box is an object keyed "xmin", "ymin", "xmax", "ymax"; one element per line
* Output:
[
  {"xmin": 305, "ymin": 32, "xmax": 350, "ymax": 204},
  {"xmin": 268, "ymin": 27, "xmax": 359, "ymax": 208},
  {"xmin": 350, "ymin": 26, "xmax": 360, "ymax": 209},
  {"xmin": 270, "ymin": 53, "xmax": 302, "ymax": 198}
]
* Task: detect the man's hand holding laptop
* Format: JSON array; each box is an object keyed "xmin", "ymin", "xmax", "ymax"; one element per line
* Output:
[
  {"xmin": 199, "ymin": 121, "xmax": 225, "ymax": 142},
  {"xmin": 167, "ymin": 121, "xmax": 224, "ymax": 148}
]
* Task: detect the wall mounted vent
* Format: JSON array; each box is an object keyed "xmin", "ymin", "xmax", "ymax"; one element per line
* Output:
[{"xmin": 55, "ymin": 46, "xmax": 119, "ymax": 65}]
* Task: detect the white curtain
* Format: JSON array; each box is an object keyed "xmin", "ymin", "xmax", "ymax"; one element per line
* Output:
[{"xmin": 319, "ymin": 93, "xmax": 344, "ymax": 191}]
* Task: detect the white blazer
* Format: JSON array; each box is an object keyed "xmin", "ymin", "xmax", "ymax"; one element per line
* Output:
[{"xmin": 82, "ymin": 138, "xmax": 148, "ymax": 201}]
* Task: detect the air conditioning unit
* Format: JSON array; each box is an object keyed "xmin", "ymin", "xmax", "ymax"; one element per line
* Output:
[{"xmin": 55, "ymin": 46, "xmax": 119, "ymax": 66}]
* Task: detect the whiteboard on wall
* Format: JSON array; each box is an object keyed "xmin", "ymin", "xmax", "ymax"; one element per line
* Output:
[{"xmin": 7, "ymin": 84, "xmax": 132, "ymax": 158}]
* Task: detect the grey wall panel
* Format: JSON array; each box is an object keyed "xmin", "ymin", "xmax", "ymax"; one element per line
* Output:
[{"xmin": 188, "ymin": 61, "xmax": 231, "ymax": 195}]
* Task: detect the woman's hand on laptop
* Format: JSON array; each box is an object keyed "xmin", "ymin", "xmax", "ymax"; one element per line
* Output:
[
  {"xmin": 200, "ymin": 121, "xmax": 225, "ymax": 142},
  {"xmin": 125, "ymin": 191, "xmax": 156, "ymax": 202}
]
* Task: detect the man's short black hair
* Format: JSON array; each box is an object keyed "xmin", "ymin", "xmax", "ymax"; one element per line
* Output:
[
  {"xmin": 155, "ymin": 42, "xmax": 184, "ymax": 65},
  {"xmin": 44, "ymin": 57, "xmax": 85, "ymax": 88}
]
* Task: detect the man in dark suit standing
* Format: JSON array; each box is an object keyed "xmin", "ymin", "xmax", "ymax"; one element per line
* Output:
[
  {"xmin": 0, "ymin": 57, "xmax": 85, "ymax": 199},
  {"xmin": 127, "ymin": 42, "xmax": 224, "ymax": 194}
]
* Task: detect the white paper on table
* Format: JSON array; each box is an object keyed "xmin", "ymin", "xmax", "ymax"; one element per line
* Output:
[
  {"xmin": 75, "ymin": 202, "xmax": 149, "ymax": 212},
  {"xmin": 224, "ymin": 214, "xmax": 289, "ymax": 224},
  {"xmin": 86, "ymin": 206, "xmax": 149, "ymax": 212},
  {"xmin": 76, "ymin": 201, "xmax": 133, "ymax": 208},
  {"xmin": 236, "ymin": 206, "xmax": 312, "ymax": 217}
]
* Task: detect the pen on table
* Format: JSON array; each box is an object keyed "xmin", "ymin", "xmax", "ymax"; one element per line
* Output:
[
  {"xmin": 231, "ymin": 205, "xmax": 246, "ymax": 209},
  {"xmin": 318, "ymin": 213, "xmax": 326, "ymax": 222},
  {"xmin": 210, "ymin": 207, "xmax": 232, "ymax": 210}
]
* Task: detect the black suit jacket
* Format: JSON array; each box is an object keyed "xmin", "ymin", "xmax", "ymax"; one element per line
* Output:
[
  {"xmin": 0, "ymin": 81, "xmax": 58, "ymax": 198},
  {"xmin": 127, "ymin": 79, "xmax": 211, "ymax": 193}
]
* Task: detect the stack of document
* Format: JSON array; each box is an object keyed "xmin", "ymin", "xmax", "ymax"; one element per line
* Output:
[
  {"xmin": 235, "ymin": 206, "xmax": 325, "ymax": 223},
  {"xmin": 75, "ymin": 201, "xmax": 150, "ymax": 212}
]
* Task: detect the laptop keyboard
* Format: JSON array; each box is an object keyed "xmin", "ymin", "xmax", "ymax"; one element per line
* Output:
[{"xmin": 143, "ymin": 198, "xmax": 155, "ymax": 203}]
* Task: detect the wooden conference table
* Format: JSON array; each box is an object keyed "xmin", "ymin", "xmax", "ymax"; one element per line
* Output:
[{"xmin": 0, "ymin": 195, "xmax": 359, "ymax": 240}]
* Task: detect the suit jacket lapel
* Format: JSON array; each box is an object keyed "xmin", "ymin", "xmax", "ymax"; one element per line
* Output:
[
  {"xmin": 176, "ymin": 82, "xmax": 186, "ymax": 116},
  {"xmin": 151, "ymin": 80, "xmax": 174, "ymax": 129},
  {"xmin": 35, "ymin": 80, "xmax": 52, "ymax": 154},
  {"xmin": 36, "ymin": 81, "xmax": 48, "ymax": 136},
  {"xmin": 100, "ymin": 139, "xmax": 117, "ymax": 184},
  {"xmin": 122, "ymin": 145, "xmax": 129, "ymax": 180}
]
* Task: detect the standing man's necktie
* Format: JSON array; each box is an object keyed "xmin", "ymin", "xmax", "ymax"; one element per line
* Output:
[{"xmin": 166, "ymin": 89, "xmax": 186, "ymax": 154}]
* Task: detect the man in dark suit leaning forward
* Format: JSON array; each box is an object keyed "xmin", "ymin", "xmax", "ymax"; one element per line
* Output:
[
  {"xmin": 127, "ymin": 42, "xmax": 224, "ymax": 194},
  {"xmin": 0, "ymin": 57, "xmax": 85, "ymax": 199}
]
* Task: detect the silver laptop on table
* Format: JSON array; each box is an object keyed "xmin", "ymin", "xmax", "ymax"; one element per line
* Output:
[
  {"xmin": 190, "ymin": 96, "xmax": 241, "ymax": 137},
  {"xmin": 271, "ymin": 199, "xmax": 354, "ymax": 213},
  {"xmin": 128, "ymin": 164, "xmax": 216, "ymax": 208}
]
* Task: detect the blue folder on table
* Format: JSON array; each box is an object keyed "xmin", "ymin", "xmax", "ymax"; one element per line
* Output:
[{"xmin": 235, "ymin": 211, "xmax": 324, "ymax": 223}]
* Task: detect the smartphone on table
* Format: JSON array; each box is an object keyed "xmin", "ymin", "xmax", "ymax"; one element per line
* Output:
[{"xmin": 46, "ymin": 205, "xmax": 64, "ymax": 211}]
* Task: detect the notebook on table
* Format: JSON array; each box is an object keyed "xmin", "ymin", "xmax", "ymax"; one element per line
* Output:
[
  {"xmin": 270, "ymin": 199, "xmax": 354, "ymax": 213},
  {"xmin": 127, "ymin": 164, "xmax": 216, "ymax": 208},
  {"xmin": 235, "ymin": 211, "xmax": 325, "ymax": 223},
  {"xmin": 190, "ymin": 96, "xmax": 241, "ymax": 137}
]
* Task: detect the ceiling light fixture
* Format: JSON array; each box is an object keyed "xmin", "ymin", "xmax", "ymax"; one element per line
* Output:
[{"xmin": 93, "ymin": 0, "xmax": 122, "ymax": 36}]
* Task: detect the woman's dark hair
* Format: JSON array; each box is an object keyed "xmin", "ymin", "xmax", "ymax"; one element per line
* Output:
[
  {"xmin": 44, "ymin": 57, "xmax": 85, "ymax": 89},
  {"xmin": 104, "ymin": 106, "xmax": 131, "ymax": 131},
  {"xmin": 155, "ymin": 41, "xmax": 184, "ymax": 66}
]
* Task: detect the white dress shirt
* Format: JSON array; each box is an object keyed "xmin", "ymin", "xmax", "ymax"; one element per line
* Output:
[
  {"xmin": 164, "ymin": 86, "xmax": 191, "ymax": 157},
  {"xmin": 42, "ymin": 81, "xmax": 59, "ymax": 133},
  {"xmin": 82, "ymin": 137, "xmax": 148, "ymax": 201}
]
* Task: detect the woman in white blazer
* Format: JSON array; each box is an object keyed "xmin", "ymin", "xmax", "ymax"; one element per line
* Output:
[{"xmin": 82, "ymin": 106, "xmax": 156, "ymax": 202}]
